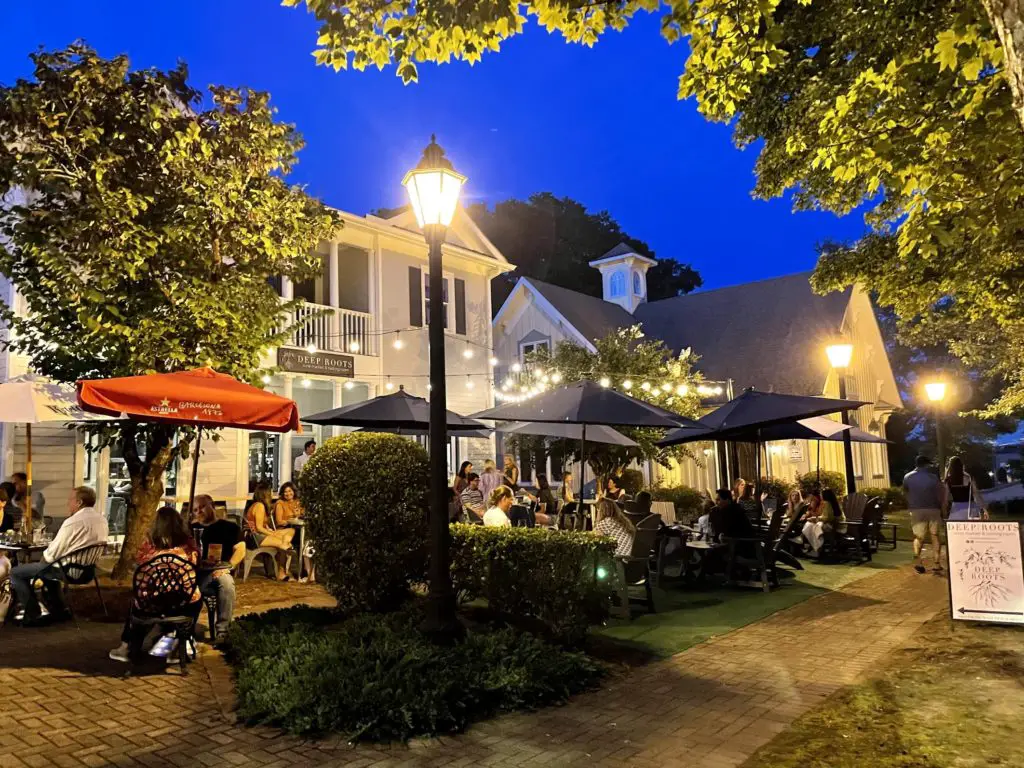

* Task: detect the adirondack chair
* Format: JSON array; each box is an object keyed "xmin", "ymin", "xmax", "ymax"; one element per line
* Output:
[
  {"xmin": 774, "ymin": 504, "xmax": 806, "ymax": 570},
  {"xmin": 612, "ymin": 514, "xmax": 661, "ymax": 619},
  {"xmin": 724, "ymin": 506, "xmax": 787, "ymax": 593},
  {"xmin": 840, "ymin": 496, "xmax": 883, "ymax": 562}
]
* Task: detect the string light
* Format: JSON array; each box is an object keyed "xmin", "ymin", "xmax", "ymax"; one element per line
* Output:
[
  {"xmin": 660, "ymin": 382, "xmax": 671, "ymax": 392},
  {"xmin": 348, "ymin": 340, "xmax": 361, "ymax": 352},
  {"xmin": 622, "ymin": 379, "xmax": 632, "ymax": 390},
  {"xmin": 305, "ymin": 343, "xmax": 317, "ymax": 354},
  {"xmin": 392, "ymin": 332, "xmax": 404, "ymax": 350},
  {"xmin": 463, "ymin": 341, "xmax": 474, "ymax": 359},
  {"xmin": 489, "ymin": 356, "xmax": 498, "ymax": 367},
  {"xmin": 465, "ymin": 376, "xmax": 475, "ymax": 389},
  {"xmin": 261, "ymin": 374, "xmax": 271, "ymax": 384},
  {"xmin": 551, "ymin": 372, "xmax": 562, "ymax": 383},
  {"xmin": 599, "ymin": 377, "xmax": 610, "ymax": 387},
  {"xmin": 677, "ymin": 384, "xmax": 689, "ymax": 396},
  {"xmin": 301, "ymin": 378, "xmax": 311, "ymax": 388},
  {"xmin": 511, "ymin": 362, "xmax": 522, "ymax": 373},
  {"xmin": 344, "ymin": 380, "xmax": 355, "ymax": 390},
  {"xmin": 641, "ymin": 382, "xmax": 651, "ymax": 391},
  {"xmin": 385, "ymin": 376, "xmax": 394, "ymax": 391}
]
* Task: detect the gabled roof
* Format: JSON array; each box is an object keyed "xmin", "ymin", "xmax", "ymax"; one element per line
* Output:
[
  {"xmin": 634, "ymin": 271, "xmax": 852, "ymax": 395},
  {"xmin": 369, "ymin": 206, "xmax": 508, "ymax": 263},
  {"xmin": 524, "ymin": 278, "xmax": 637, "ymax": 344},
  {"xmin": 602, "ymin": 242, "xmax": 637, "ymax": 259}
]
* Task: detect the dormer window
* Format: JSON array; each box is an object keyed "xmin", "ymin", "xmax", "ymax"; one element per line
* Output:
[
  {"xmin": 633, "ymin": 270, "xmax": 643, "ymax": 296},
  {"xmin": 609, "ymin": 271, "xmax": 626, "ymax": 298}
]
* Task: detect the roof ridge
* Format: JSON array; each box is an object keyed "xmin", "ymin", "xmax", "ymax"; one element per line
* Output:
[{"xmin": 645, "ymin": 270, "xmax": 835, "ymax": 307}]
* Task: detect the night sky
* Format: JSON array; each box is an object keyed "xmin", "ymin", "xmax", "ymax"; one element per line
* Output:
[{"xmin": 2, "ymin": 1, "xmax": 868, "ymax": 290}]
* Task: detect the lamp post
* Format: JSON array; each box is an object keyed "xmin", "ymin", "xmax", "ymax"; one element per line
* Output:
[
  {"xmin": 826, "ymin": 343, "xmax": 857, "ymax": 495},
  {"xmin": 925, "ymin": 380, "xmax": 948, "ymax": 472},
  {"xmin": 403, "ymin": 136, "xmax": 466, "ymax": 639}
]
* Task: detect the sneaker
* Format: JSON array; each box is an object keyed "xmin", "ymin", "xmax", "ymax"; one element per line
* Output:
[
  {"xmin": 108, "ymin": 643, "xmax": 130, "ymax": 663},
  {"xmin": 149, "ymin": 634, "xmax": 176, "ymax": 658},
  {"xmin": 914, "ymin": 564, "xmax": 926, "ymax": 574}
]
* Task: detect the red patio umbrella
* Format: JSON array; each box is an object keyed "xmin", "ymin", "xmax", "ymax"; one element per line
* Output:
[{"xmin": 77, "ymin": 367, "xmax": 301, "ymax": 512}]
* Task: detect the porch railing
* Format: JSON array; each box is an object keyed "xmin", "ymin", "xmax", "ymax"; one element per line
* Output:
[{"xmin": 277, "ymin": 302, "xmax": 378, "ymax": 357}]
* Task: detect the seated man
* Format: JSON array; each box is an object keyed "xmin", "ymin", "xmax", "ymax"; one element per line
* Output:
[
  {"xmin": 194, "ymin": 495, "xmax": 245, "ymax": 640},
  {"xmin": 459, "ymin": 473, "xmax": 486, "ymax": 523},
  {"xmin": 709, "ymin": 488, "xmax": 758, "ymax": 557},
  {"xmin": 10, "ymin": 486, "xmax": 107, "ymax": 625}
]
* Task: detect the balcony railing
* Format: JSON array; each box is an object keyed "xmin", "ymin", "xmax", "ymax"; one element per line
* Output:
[{"xmin": 278, "ymin": 302, "xmax": 378, "ymax": 357}]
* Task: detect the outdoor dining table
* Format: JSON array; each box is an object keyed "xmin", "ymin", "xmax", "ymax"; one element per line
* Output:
[{"xmin": 0, "ymin": 542, "xmax": 47, "ymax": 567}]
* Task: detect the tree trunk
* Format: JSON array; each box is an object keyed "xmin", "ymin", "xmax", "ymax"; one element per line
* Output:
[
  {"xmin": 983, "ymin": 0, "xmax": 1024, "ymax": 132},
  {"xmin": 110, "ymin": 427, "xmax": 177, "ymax": 582}
]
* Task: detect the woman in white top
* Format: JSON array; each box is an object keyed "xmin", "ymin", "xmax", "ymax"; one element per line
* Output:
[
  {"xmin": 484, "ymin": 485, "xmax": 514, "ymax": 528},
  {"xmin": 944, "ymin": 456, "xmax": 988, "ymax": 520}
]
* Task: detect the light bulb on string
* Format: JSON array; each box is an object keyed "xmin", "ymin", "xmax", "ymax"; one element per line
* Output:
[
  {"xmin": 641, "ymin": 382, "xmax": 651, "ymax": 391},
  {"xmin": 348, "ymin": 340, "xmax": 360, "ymax": 353},
  {"xmin": 489, "ymin": 356, "xmax": 498, "ymax": 367},
  {"xmin": 676, "ymin": 384, "xmax": 689, "ymax": 396},
  {"xmin": 622, "ymin": 379, "xmax": 633, "ymax": 390},
  {"xmin": 511, "ymin": 362, "xmax": 522, "ymax": 373},
  {"xmin": 305, "ymin": 343, "xmax": 317, "ymax": 354},
  {"xmin": 599, "ymin": 377, "xmax": 610, "ymax": 388},
  {"xmin": 661, "ymin": 382, "xmax": 672, "ymax": 392},
  {"xmin": 392, "ymin": 332, "xmax": 404, "ymax": 350},
  {"xmin": 551, "ymin": 372, "xmax": 562, "ymax": 384},
  {"xmin": 463, "ymin": 342, "xmax": 473, "ymax": 359},
  {"xmin": 344, "ymin": 381, "xmax": 354, "ymax": 390},
  {"xmin": 301, "ymin": 378, "xmax": 311, "ymax": 388},
  {"xmin": 385, "ymin": 377, "xmax": 394, "ymax": 391},
  {"xmin": 261, "ymin": 374, "xmax": 271, "ymax": 385},
  {"xmin": 465, "ymin": 376, "xmax": 475, "ymax": 389}
]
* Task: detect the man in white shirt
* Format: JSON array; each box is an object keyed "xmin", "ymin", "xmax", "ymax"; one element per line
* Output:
[
  {"xmin": 11, "ymin": 486, "xmax": 107, "ymax": 625},
  {"xmin": 293, "ymin": 440, "xmax": 316, "ymax": 477}
]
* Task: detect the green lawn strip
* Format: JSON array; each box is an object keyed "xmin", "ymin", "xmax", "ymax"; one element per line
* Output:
[
  {"xmin": 597, "ymin": 545, "xmax": 911, "ymax": 659},
  {"xmin": 743, "ymin": 618, "xmax": 1024, "ymax": 768}
]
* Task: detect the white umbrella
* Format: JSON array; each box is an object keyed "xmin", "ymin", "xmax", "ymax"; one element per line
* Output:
[
  {"xmin": 0, "ymin": 374, "xmax": 112, "ymax": 532},
  {"xmin": 498, "ymin": 421, "xmax": 639, "ymax": 447}
]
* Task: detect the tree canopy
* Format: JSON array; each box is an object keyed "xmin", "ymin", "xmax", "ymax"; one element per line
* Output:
[
  {"xmin": 504, "ymin": 326, "xmax": 705, "ymax": 482},
  {"xmin": 468, "ymin": 193, "xmax": 702, "ymax": 309},
  {"xmin": 289, "ymin": 0, "xmax": 1024, "ymax": 416},
  {"xmin": 0, "ymin": 44, "xmax": 338, "ymax": 576}
]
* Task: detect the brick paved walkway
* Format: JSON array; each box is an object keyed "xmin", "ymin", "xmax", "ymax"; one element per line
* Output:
[{"xmin": 1, "ymin": 566, "xmax": 947, "ymax": 768}]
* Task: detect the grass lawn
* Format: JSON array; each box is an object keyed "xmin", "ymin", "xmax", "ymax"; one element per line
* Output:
[
  {"xmin": 596, "ymin": 544, "xmax": 911, "ymax": 659},
  {"xmin": 743, "ymin": 615, "xmax": 1024, "ymax": 768}
]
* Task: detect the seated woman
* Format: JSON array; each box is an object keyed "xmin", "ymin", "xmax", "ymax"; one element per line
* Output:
[
  {"xmin": 800, "ymin": 489, "xmax": 846, "ymax": 556},
  {"xmin": 605, "ymin": 476, "xmax": 628, "ymax": 502},
  {"xmin": 536, "ymin": 474, "xmax": 559, "ymax": 517},
  {"xmin": 273, "ymin": 482, "xmax": 302, "ymax": 527},
  {"xmin": 483, "ymin": 485, "xmax": 514, "ymax": 527},
  {"xmin": 735, "ymin": 480, "xmax": 761, "ymax": 519},
  {"xmin": 786, "ymin": 488, "xmax": 806, "ymax": 524},
  {"xmin": 108, "ymin": 506, "xmax": 201, "ymax": 662},
  {"xmin": 245, "ymin": 482, "xmax": 295, "ymax": 581},
  {"xmin": 592, "ymin": 497, "xmax": 636, "ymax": 557}
]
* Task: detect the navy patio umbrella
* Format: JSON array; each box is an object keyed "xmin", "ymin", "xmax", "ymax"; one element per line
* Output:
[
  {"xmin": 303, "ymin": 388, "xmax": 490, "ymax": 433},
  {"xmin": 471, "ymin": 380, "xmax": 705, "ymax": 498}
]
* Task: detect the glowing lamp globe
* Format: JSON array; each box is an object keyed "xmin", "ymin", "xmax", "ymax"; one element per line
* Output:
[
  {"xmin": 403, "ymin": 135, "xmax": 466, "ymax": 228},
  {"xmin": 925, "ymin": 381, "xmax": 948, "ymax": 403},
  {"xmin": 825, "ymin": 343, "xmax": 853, "ymax": 369}
]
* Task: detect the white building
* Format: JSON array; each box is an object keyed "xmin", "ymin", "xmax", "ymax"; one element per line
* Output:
[
  {"xmin": 0, "ymin": 207, "xmax": 512, "ymax": 526},
  {"xmin": 492, "ymin": 244, "xmax": 902, "ymax": 492}
]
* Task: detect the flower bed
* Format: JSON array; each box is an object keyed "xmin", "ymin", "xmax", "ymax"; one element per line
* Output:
[{"xmin": 224, "ymin": 604, "xmax": 604, "ymax": 741}]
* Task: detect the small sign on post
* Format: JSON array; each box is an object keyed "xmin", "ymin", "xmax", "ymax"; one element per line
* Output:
[
  {"xmin": 787, "ymin": 440, "xmax": 804, "ymax": 462},
  {"xmin": 947, "ymin": 521, "xmax": 1024, "ymax": 625}
]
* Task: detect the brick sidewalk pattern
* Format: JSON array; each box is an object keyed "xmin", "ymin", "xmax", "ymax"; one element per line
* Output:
[{"xmin": 1, "ymin": 566, "xmax": 947, "ymax": 768}]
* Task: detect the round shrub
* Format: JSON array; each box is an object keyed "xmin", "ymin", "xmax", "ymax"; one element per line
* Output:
[
  {"xmin": 795, "ymin": 470, "xmax": 847, "ymax": 498},
  {"xmin": 299, "ymin": 432, "xmax": 428, "ymax": 613}
]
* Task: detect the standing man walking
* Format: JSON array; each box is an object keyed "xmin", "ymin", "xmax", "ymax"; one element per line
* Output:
[
  {"xmin": 293, "ymin": 440, "xmax": 316, "ymax": 479},
  {"xmin": 903, "ymin": 455, "xmax": 948, "ymax": 574}
]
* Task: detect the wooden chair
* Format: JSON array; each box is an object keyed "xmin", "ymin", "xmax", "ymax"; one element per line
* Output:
[
  {"xmin": 612, "ymin": 514, "xmax": 661, "ymax": 619},
  {"xmin": 841, "ymin": 496, "xmax": 883, "ymax": 563},
  {"xmin": 725, "ymin": 505, "xmax": 787, "ymax": 593}
]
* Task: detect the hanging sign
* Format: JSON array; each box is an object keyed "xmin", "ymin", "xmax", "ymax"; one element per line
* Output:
[
  {"xmin": 948, "ymin": 521, "xmax": 1024, "ymax": 624},
  {"xmin": 787, "ymin": 440, "xmax": 804, "ymax": 462},
  {"xmin": 277, "ymin": 348, "xmax": 355, "ymax": 378}
]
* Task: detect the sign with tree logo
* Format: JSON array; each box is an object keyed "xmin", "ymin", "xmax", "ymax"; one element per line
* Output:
[{"xmin": 948, "ymin": 521, "xmax": 1024, "ymax": 625}]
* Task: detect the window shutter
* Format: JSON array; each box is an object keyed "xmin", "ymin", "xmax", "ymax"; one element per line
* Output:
[
  {"xmin": 408, "ymin": 267, "xmax": 423, "ymax": 327},
  {"xmin": 454, "ymin": 278, "xmax": 467, "ymax": 335}
]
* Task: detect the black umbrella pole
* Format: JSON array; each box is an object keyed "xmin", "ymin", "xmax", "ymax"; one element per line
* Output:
[
  {"xmin": 188, "ymin": 427, "xmax": 202, "ymax": 519},
  {"xmin": 423, "ymin": 227, "xmax": 461, "ymax": 641}
]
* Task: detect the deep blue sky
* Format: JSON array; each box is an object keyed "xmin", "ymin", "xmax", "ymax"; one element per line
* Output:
[{"xmin": 1, "ymin": 1, "xmax": 868, "ymax": 290}]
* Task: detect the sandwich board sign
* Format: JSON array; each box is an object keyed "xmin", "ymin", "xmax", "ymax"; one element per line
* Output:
[{"xmin": 947, "ymin": 521, "xmax": 1024, "ymax": 625}]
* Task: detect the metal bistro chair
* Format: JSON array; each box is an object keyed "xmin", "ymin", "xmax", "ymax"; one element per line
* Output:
[
  {"xmin": 128, "ymin": 553, "xmax": 200, "ymax": 674},
  {"xmin": 34, "ymin": 543, "xmax": 107, "ymax": 629}
]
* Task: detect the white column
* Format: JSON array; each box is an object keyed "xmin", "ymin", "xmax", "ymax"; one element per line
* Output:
[
  {"xmin": 328, "ymin": 242, "xmax": 340, "ymax": 307},
  {"xmin": 281, "ymin": 375, "xmax": 294, "ymax": 482},
  {"xmin": 281, "ymin": 275, "xmax": 293, "ymax": 300},
  {"xmin": 333, "ymin": 380, "xmax": 344, "ymax": 439}
]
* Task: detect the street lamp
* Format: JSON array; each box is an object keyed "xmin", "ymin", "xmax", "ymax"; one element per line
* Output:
[
  {"xmin": 825, "ymin": 342, "xmax": 857, "ymax": 495},
  {"xmin": 404, "ymin": 135, "xmax": 466, "ymax": 639},
  {"xmin": 925, "ymin": 379, "xmax": 948, "ymax": 472}
]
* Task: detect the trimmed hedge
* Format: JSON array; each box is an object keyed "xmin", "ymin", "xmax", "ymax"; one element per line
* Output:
[
  {"xmin": 449, "ymin": 524, "xmax": 616, "ymax": 644},
  {"xmin": 795, "ymin": 470, "xmax": 847, "ymax": 497},
  {"xmin": 225, "ymin": 604, "xmax": 604, "ymax": 741},
  {"xmin": 650, "ymin": 485, "xmax": 706, "ymax": 520},
  {"xmin": 861, "ymin": 486, "xmax": 908, "ymax": 510},
  {"xmin": 299, "ymin": 433, "xmax": 428, "ymax": 613}
]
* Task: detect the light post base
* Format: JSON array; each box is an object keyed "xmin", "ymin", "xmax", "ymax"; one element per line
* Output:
[{"xmin": 419, "ymin": 593, "xmax": 466, "ymax": 644}]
